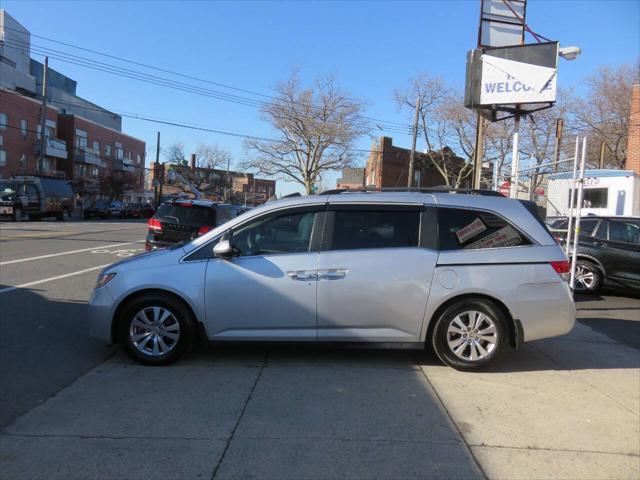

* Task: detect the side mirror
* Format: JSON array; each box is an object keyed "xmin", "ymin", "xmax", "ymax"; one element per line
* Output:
[{"xmin": 213, "ymin": 239, "xmax": 234, "ymax": 258}]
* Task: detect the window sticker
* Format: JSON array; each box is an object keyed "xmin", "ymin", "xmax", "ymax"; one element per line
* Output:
[
  {"xmin": 464, "ymin": 225, "xmax": 523, "ymax": 250},
  {"xmin": 455, "ymin": 217, "xmax": 487, "ymax": 244}
]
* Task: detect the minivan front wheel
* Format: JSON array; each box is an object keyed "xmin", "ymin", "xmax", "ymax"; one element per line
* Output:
[
  {"xmin": 432, "ymin": 299, "xmax": 507, "ymax": 371},
  {"xmin": 119, "ymin": 294, "xmax": 194, "ymax": 365}
]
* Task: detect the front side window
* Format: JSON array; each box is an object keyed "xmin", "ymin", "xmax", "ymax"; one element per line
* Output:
[
  {"xmin": 438, "ymin": 207, "xmax": 530, "ymax": 251},
  {"xmin": 231, "ymin": 211, "xmax": 316, "ymax": 256},
  {"xmin": 328, "ymin": 209, "xmax": 420, "ymax": 251}
]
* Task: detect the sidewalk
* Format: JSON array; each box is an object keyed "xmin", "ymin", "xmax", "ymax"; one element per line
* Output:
[{"xmin": 1, "ymin": 321, "xmax": 638, "ymax": 479}]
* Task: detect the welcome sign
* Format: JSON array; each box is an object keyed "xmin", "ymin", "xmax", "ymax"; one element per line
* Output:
[{"xmin": 479, "ymin": 54, "xmax": 557, "ymax": 105}]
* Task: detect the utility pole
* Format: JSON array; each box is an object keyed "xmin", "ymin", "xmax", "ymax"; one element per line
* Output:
[
  {"xmin": 153, "ymin": 131, "xmax": 160, "ymax": 207},
  {"xmin": 407, "ymin": 97, "xmax": 421, "ymax": 188},
  {"xmin": 510, "ymin": 114, "xmax": 521, "ymax": 199},
  {"xmin": 552, "ymin": 118, "xmax": 563, "ymax": 172},
  {"xmin": 37, "ymin": 56, "xmax": 49, "ymax": 172},
  {"xmin": 224, "ymin": 156, "xmax": 231, "ymax": 202},
  {"xmin": 598, "ymin": 140, "xmax": 606, "ymax": 169},
  {"xmin": 472, "ymin": 112, "xmax": 485, "ymax": 189}
]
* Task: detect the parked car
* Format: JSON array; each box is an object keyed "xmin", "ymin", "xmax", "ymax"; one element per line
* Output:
[
  {"xmin": 0, "ymin": 176, "xmax": 74, "ymax": 221},
  {"xmin": 123, "ymin": 203, "xmax": 155, "ymax": 219},
  {"xmin": 552, "ymin": 216, "xmax": 640, "ymax": 293},
  {"xmin": 145, "ymin": 199, "xmax": 248, "ymax": 250},
  {"xmin": 84, "ymin": 200, "xmax": 124, "ymax": 219},
  {"xmin": 90, "ymin": 191, "xmax": 575, "ymax": 370}
]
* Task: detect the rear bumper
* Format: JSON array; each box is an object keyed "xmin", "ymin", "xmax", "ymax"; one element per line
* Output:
[
  {"xmin": 88, "ymin": 285, "xmax": 117, "ymax": 344},
  {"xmin": 514, "ymin": 280, "xmax": 576, "ymax": 342}
]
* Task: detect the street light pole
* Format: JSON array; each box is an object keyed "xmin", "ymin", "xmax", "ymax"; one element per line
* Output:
[{"xmin": 37, "ymin": 56, "xmax": 49, "ymax": 172}]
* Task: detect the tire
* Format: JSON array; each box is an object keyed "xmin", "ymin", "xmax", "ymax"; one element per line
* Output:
[
  {"xmin": 432, "ymin": 298, "xmax": 507, "ymax": 371},
  {"xmin": 574, "ymin": 260, "xmax": 602, "ymax": 293},
  {"xmin": 119, "ymin": 294, "xmax": 195, "ymax": 366},
  {"xmin": 13, "ymin": 207, "xmax": 23, "ymax": 222}
]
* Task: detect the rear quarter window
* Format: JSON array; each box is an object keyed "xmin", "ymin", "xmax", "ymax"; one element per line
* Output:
[{"xmin": 438, "ymin": 207, "xmax": 531, "ymax": 251}]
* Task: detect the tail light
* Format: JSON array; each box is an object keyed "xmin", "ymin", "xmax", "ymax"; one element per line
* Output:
[
  {"xmin": 197, "ymin": 225, "xmax": 213, "ymax": 236},
  {"xmin": 550, "ymin": 260, "xmax": 570, "ymax": 274},
  {"xmin": 147, "ymin": 218, "xmax": 162, "ymax": 232}
]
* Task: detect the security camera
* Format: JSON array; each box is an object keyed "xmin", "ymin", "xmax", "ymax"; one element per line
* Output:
[{"xmin": 559, "ymin": 46, "xmax": 581, "ymax": 61}]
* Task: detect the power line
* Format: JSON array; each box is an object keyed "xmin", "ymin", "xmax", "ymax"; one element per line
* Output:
[{"xmin": 1, "ymin": 32, "xmax": 412, "ymax": 133}]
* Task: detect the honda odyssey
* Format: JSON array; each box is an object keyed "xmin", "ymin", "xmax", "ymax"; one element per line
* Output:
[{"xmin": 89, "ymin": 191, "xmax": 576, "ymax": 370}]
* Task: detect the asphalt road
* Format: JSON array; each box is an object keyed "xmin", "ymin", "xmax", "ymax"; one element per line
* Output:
[
  {"xmin": 0, "ymin": 220, "xmax": 147, "ymax": 427},
  {"xmin": 0, "ymin": 220, "xmax": 638, "ymax": 479}
]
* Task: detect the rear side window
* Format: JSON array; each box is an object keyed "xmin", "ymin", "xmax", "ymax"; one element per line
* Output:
[
  {"xmin": 156, "ymin": 204, "xmax": 216, "ymax": 226},
  {"xmin": 438, "ymin": 208, "xmax": 530, "ymax": 251},
  {"xmin": 328, "ymin": 210, "xmax": 420, "ymax": 251}
]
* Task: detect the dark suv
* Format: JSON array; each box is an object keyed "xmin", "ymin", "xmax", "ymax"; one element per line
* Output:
[
  {"xmin": 146, "ymin": 199, "xmax": 248, "ymax": 250},
  {"xmin": 554, "ymin": 216, "xmax": 640, "ymax": 293}
]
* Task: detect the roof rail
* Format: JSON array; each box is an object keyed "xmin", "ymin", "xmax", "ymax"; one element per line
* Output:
[
  {"xmin": 281, "ymin": 192, "xmax": 302, "ymax": 198},
  {"xmin": 318, "ymin": 187, "xmax": 505, "ymax": 197}
]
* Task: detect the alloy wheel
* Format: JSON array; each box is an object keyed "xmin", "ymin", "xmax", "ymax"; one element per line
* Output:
[
  {"xmin": 446, "ymin": 310, "xmax": 498, "ymax": 362},
  {"xmin": 574, "ymin": 264, "xmax": 595, "ymax": 292},
  {"xmin": 129, "ymin": 306, "xmax": 181, "ymax": 356}
]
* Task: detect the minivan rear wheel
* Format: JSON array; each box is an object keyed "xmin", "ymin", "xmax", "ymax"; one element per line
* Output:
[
  {"xmin": 432, "ymin": 299, "xmax": 507, "ymax": 371},
  {"xmin": 119, "ymin": 294, "xmax": 194, "ymax": 365}
]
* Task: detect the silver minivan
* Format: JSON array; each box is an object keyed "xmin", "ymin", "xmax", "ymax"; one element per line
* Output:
[{"xmin": 89, "ymin": 191, "xmax": 575, "ymax": 370}]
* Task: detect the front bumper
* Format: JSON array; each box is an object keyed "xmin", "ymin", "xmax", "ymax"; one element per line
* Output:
[{"xmin": 88, "ymin": 284, "xmax": 117, "ymax": 343}]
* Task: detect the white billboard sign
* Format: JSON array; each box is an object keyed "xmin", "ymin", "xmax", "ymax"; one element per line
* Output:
[{"xmin": 479, "ymin": 54, "xmax": 557, "ymax": 105}]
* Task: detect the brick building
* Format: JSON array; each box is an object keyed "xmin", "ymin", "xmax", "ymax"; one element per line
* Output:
[
  {"xmin": 363, "ymin": 136, "xmax": 469, "ymax": 189},
  {"xmin": 57, "ymin": 113, "xmax": 145, "ymax": 206},
  {"xmin": 0, "ymin": 10, "xmax": 146, "ymax": 208},
  {"xmin": 0, "ymin": 89, "xmax": 66, "ymax": 177},
  {"xmin": 627, "ymin": 84, "xmax": 640, "ymax": 176},
  {"xmin": 336, "ymin": 167, "xmax": 365, "ymax": 190}
]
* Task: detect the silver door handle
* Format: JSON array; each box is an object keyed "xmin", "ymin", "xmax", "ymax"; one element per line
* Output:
[
  {"xmin": 287, "ymin": 270, "xmax": 318, "ymax": 281},
  {"xmin": 318, "ymin": 269, "xmax": 348, "ymax": 280}
]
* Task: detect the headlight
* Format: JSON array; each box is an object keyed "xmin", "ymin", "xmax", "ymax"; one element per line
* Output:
[{"xmin": 96, "ymin": 272, "xmax": 117, "ymax": 288}]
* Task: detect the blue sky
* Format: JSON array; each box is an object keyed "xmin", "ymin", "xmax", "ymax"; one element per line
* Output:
[{"xmin": 2, "ymin": 0, "xmax": 639, "ymax": 194}]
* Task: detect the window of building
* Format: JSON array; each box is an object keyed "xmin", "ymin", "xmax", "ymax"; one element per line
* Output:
[
  {"xmin": 91, "ymin": 167, "xmax": 99, "ymax": 177},
  {"xmin": 116, "ymin": 147, "xmax": 124, "ymax": 160},
  {"xmin": 328, "ymin": 210, "xmax": 420, "ymax": 251},
  {"xmin": 438, "ymin": 207, "xmax": 530, "ymax": 250},
  {"xmin": 20, "ymin": 119, "xmax": 27, "ymax": 138},
  {"xmin": 0, "ymin": 112, "xmax": 7, "ymax": 130},
  {"xmin": 136, "ymin": 154, "xmax": 141, "ymax": 164},
  {"xmin": 37, "ymin": 125, "xmax": 54, "ymax": 140},
  {"xmin": 41, "ymin": 158, "xmax": 51, "ymax": 172},
  {"xmin": 93, "ymin": 141, "xmax": 100, "ymax": 153},
  {"xmin": 0, "ymin": 149, "xmax": 7, "ymax": 167},
  {"xmin": 75, "ymin": 130, "xmax": 88, "ymax": 150},
  {"xmin": 77, "ymin": 165, "xmax": 86, "ymax": 177},
  {"xmin": 105, "ymin": 144, "xmax": 112, "ymax": 157},
  {"xmin": 231, "ymin": 211, "xmax": 316, "ymax": 256},
  {"xmin": 19, "ymin": 154, "xmax": 26, "ymax": 170},
  {"xmin": 568, "ymin": 187, "xmax": 608, "ymax": 208}
]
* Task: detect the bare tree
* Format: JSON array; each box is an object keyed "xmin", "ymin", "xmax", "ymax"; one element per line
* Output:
[
  {"xmin": 243, "ymin": 71, "xmax": 370, "ymax": 194},
  {"xmin": 569, "ymin": 62, "xmax": 639, "ymax": 168},
  {"xmin": 165, "ymin": 142, "xmax": 231, "ymax": 191},
  {"xmin": 395, "ymin": 75, "xmax": 476, "ymax": 188}
]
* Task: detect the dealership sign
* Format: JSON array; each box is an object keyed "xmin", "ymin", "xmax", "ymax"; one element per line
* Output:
[{"xmin": 480, "ymin": 54, "xmax": 557, "ymax": 105}]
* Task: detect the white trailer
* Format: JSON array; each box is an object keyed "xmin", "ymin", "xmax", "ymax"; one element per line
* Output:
[{"xmin": 546, "ymin": 169, "xmax": 639, "ymax": 218}]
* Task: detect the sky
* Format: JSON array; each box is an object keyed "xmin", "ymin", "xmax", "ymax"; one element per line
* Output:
[{"xmin": 2, "ymin": 0, "xmax": 639, "ymax": 195}]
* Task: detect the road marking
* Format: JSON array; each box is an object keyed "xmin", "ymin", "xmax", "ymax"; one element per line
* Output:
[
  {"xmin": 0, "ymin": 264, "xmax": 112, "ymax": 294},
  {"xmin": 0, "ymin": 241, "xmax": 142, "ymax": 266}
]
